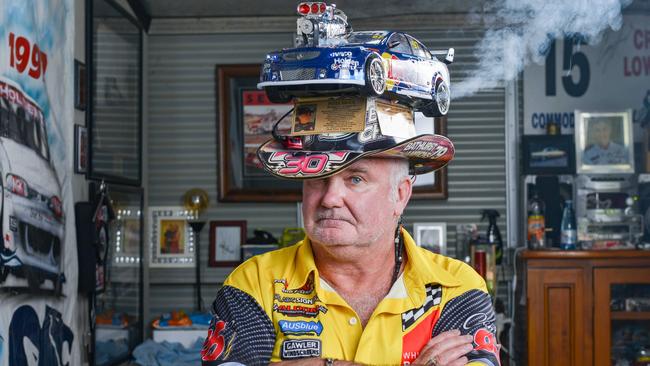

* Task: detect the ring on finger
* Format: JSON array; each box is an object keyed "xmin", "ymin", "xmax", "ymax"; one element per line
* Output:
[{"xmin": 425, "ymin": 355, "xmax": 441, "ymax": 366}]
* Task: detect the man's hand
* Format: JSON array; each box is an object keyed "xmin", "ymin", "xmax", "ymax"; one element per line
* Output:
[{"xmin": 412, "ymin": 329, "xmax": 474, "ymax": 366}]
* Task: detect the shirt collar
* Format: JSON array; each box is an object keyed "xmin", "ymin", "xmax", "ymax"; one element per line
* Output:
[
  {"xmin": 401, "ymin": 228, "xmax": 461, "ymax": 292},
  {"xmin": 288, "ymin": 229, "xmax": 461, "ymax": 289},
  {"xmin": 288, "ymin": 237, "xmax": 318, "ymax": 290}
]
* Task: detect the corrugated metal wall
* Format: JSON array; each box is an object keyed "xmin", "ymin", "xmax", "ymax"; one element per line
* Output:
[{"xmin": 146, "ymin": 27, "xmax": 506, "ymax": 317}]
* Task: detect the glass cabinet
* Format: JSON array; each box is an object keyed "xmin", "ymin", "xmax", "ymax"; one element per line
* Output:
[
  {"xmin": 94, "ymin": 185, "xmax": 144, "ymax": 366},
  {"xmin": 595, "ymin": 268, "xmax": 650, "ymax": 366}
]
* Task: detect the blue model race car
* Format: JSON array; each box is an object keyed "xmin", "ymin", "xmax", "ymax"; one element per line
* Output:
[{"xmin": 258, "ymin": 3, "xmax": 454, "ymax": 117}]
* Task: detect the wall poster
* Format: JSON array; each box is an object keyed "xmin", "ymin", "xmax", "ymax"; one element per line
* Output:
[{"xmin": 0, "ymin": 0, "xmax": 79, "ymax": 365}]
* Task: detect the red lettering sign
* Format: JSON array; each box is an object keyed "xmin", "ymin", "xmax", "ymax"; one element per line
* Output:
[{"xmin": 8, "ymin": 32, "xmax": 48, "ymax": 80}]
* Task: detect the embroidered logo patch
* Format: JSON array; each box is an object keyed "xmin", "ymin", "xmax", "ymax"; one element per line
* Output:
[
  {"xmin": 279, "ymin": 320, "xmax": 323, "ymax": 336},
  {"xmin": 281, "ymin": 339, "xmax": 322, "ymax": 359},
  {"xmin": 273, "ymin": 303, "xmax": 328, "ymax": 317}
]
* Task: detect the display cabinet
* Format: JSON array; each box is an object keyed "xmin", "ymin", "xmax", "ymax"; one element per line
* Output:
[
  {"xmin": 93, "ymin": 184, "xmax": 144, "ymax": 366},
  {"xmin": 519, "ymin": 250, "xmax": 650, "ymax": 366}
]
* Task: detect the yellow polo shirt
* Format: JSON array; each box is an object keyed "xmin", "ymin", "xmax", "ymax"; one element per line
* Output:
[{"xmin": 201, "ymin": 230, "xmax": 500, "ymax": 365}]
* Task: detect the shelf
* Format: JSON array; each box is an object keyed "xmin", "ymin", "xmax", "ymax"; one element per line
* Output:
[
  {"xmin": 521, "ymin": 249, "xmax": 650, "ymax": 259},
  {"xmin": 611, "ymin": 311, "xmax": 650, "ymax": 320}
]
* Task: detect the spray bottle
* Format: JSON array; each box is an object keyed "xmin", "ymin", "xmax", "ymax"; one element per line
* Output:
[{"xmin": 481, "ymin": 209, "xmax": 503, "ymax": 265}]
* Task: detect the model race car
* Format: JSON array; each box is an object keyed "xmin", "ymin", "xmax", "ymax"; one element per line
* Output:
[{"xmin": 258, "ymin": 2, "xmax": 454, "ymax": 117}]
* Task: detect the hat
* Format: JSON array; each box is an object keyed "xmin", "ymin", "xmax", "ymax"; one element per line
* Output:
[{"xmin": 256, "ymin": 96, "xmax": 454, "ymax": 180}]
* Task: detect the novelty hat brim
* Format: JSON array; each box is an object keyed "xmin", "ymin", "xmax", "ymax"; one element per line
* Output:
[{"xmin": 257, "ymin": 133, "xmax": 454, "ymax": 180}]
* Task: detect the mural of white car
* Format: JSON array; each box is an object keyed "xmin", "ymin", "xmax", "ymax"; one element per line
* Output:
[{"xmin": 0, "ymin": 77, "xmax": 65, "ymax": 292}]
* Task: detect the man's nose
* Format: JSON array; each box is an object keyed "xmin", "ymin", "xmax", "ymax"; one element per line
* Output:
[{"xmin": 320, "ymin": 177, "xmax": 345, "ymax": 208}]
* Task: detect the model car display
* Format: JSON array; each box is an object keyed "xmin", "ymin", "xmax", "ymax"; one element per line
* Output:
[
  {"xmin": 258, "ymin": 2, "xmax": 454, "ymax": 117},
  {"xmin": 0, "ymin": 77, "xmax": 65, "ymax": 292}
]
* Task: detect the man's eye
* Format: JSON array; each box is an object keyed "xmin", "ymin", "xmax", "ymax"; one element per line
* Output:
[{"xmin": 350, "ymin": 176, "xmax": 363, "ymax": 184}]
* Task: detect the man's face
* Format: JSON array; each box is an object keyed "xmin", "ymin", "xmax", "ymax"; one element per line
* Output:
[
  {"xmin": 302, "ymin": 158, "xmax": 409, "ymax": 248},
  {"xmin": 593, "ymin": 121, "xmax": 612, "ymax": 147}
]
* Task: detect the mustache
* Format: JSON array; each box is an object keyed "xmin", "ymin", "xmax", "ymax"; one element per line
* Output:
[{"xmin": 315, "ymin": 211, "xmax": 354, "ymax": 223}]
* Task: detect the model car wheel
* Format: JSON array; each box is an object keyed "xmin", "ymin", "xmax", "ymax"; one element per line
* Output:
[
  {"xmin": 429, "ymin": 79, "xmax": 450, "ymax": 117},
  {"xmin": 266, "ymin": 88, "xmax": 292, "ymax": 104},
  {"xmin": 364, "ymin": 56, "xmax": 386, "ymax": 97}
]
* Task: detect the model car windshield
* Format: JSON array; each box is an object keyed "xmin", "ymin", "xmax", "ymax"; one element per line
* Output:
[
  {"xmin": 0, "ymin": 98, "xmax": 50, "ymax": 161},
  {"xmin": 345, "ymin": 31, "xmax": 388, "ymax": 45}
]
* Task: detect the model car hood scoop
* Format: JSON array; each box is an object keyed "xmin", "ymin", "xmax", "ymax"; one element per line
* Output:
[{"xmin": 282, "ymin": 51, "xmax": 321, "ymax": 61}]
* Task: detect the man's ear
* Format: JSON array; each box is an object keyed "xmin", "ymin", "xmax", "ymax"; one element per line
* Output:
[{"xmin": 395, "ymin": 176, "xmax": 413, "ymax": 216}]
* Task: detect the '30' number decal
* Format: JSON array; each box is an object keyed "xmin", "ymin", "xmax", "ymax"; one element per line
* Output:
[{"xmin": 279, "ymin": 154, "xmax": 329, "ymax": 175}]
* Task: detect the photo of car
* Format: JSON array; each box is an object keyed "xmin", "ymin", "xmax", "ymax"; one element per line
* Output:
[
  {"xmin": 258, "ymin": 3, "xmax": 454, "ymax": 117},
  {"xmin": 0, "ymin": 77, "xmax": 65, "ymax": 293}
]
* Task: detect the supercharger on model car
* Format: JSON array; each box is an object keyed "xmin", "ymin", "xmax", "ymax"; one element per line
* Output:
[{"xmin": 258, "ymin": 2, "xmax": 454, "ymax": 117}]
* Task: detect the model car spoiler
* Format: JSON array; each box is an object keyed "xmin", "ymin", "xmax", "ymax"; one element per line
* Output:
[{"xmin": 431, "ymin": 48, "xmax": 454, "ymax": 64}]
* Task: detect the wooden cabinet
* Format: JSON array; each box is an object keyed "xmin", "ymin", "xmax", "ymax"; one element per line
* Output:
[{"xmin": 520, "ymin": 250, "xmax": 650, "ymax": 366}]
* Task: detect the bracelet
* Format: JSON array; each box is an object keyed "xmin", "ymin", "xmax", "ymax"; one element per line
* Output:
[{"xmin": 325, "ymin": 358, "xmax": 334, "ymax": 366}]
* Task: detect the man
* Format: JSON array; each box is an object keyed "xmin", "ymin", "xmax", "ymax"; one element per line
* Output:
[
  {"xmin": 582, "ymin": 119, "xmax": 629, "ymax": 165},
  {"xmin": 201, "ymin": 98, "xmax": 500, "ymax": 365}
]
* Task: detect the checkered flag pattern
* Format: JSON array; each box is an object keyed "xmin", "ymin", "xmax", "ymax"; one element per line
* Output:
[{"xmin": 401, "ymin": 284, "xmax": 442, "ymax": 331}]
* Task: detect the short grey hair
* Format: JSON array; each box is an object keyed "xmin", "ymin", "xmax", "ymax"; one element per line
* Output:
[{"xmin": 389, "ymin": 159, "xmax": 410, "ymax": 203}]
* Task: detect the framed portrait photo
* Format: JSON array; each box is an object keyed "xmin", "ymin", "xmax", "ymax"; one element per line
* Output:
[
  {"xmin": 209, "ymin": 221, "xmax": 246, "ymax": 267},
  {"xmin": 148, "ymin": 207, "xmax": 196, "ymax": 267},
  {"xmin": 575, "ymin": 110, "xmax": 634, "ymax": 174},
  {"xmin": 216, "ymin": 64, "xmax": 301, "ymax": 202},
  {"xmin": 522, "ymin": 135, "xmax": 575, "ymax": 175},
  {"xmin": 413, "ymin": 223, "xmax": 447, "ymax": 255}
]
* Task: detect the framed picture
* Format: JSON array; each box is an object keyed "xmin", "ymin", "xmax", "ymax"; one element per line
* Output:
[
  {"xmin": 575, "ymin": 110, "xmax": 635, "ymax": 174},
  {"xmin": 107, "ymin": 185, "xmax": 144, "ymax": 266},
  {"xmin": 522, "ymin": 135, "xmax": 575, "ymax": 175},
  {"xmin": 148, "ymin": 207, "xmax": 196, "ymax": 267},
  {"xmin": 413, "ymin": 223, "xmax": 447, "ymax": 255},
  {"xmin": 217, "ymin": 64, "xmax": 301, "ymax": 202},
  {"xmin": 241, "ymin": 244, "xmax": 279, "ymax": 261},
  {"xmin": 74, "ymin": 124, "xmax": 88, "ymax": 174},
  {"xmin": 209, "ymin": 221, "xmax": 246, "ymax": 267},
  {"xmin": 412, "ymin": 113, "xmax": 449, "ymax": 199},
  {"xmin": 74, "ymin": 59, "xmax": 87, "ymax": 111}
]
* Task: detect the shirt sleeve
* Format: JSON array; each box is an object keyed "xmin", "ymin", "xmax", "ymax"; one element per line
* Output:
[
  {"xmin": 201, "ymin": 285, "xmax": 276, "ymax": 365},
  {"xmin": 432, "ymin": 289, "xmax": 501, "ymax": 366}
]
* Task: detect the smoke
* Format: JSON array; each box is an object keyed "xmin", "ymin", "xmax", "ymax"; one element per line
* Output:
[{"xmin": 453, "ymin": 0, "xmax": 632, "ymax": 98}]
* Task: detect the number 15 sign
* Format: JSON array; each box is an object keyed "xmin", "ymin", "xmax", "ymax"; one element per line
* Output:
[{"xmin": 523, "ymin": 14, "xmax": 650, "ymax": 135}]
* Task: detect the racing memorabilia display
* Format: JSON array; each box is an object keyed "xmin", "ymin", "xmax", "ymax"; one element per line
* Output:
[
  {"xmin": 0, "ymin": 0, "xmax": 82, "ymax": 364},
  {"xmin": 522, "ymin": 135, "xmax": 576, "ymax": 175},
  {"xmin": 258, "ymin": 4, "xmax": 454, "ymax": 117},
  {"xmin": 575, "ymin": 110, "xmax": 635, "ymax": 174},
  {"xmin": 208, "ymin": 221, "xmax": 246, "ymax": 267},
  {"xmin": 148, "ymin": 207, "xmax": 197, "ymax": 267},
  {"xmin": 217, "ymin": 65, "xmax": 302, "ymax": 202}
]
